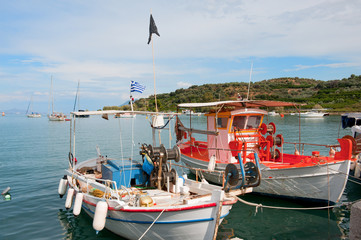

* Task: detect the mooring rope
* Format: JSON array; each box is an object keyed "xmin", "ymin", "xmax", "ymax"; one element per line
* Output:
[
  {"xmin": 236, "ymin": 196, "xmax": 338, "ymax": 213},
  {"xmin": 138, "ymin": 208, "xmax": 166, "ymax": 240}
]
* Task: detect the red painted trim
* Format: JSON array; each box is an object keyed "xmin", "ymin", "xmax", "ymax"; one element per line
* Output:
[{"xmin": 83, "ymin": 198, "xmax": 218, "ymax": 212}]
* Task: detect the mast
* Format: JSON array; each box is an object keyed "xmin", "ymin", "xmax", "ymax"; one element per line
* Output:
[
  {"xmin": 48, "ymin": 76, "xmax": 53, "ymax": 116},
  {"xmin": 26, "ymin": 95, "xmax": 32, "ymax": 115},
  {"xmin": 246, "ymin": 62, "xmax": 253, "ymax": 100}
]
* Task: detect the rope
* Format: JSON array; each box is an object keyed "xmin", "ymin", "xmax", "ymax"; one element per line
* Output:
[
  {"xmin": 236, "ymin": 196, "xmax": 337, "ymax": 211},
  {"xmin": 138, "ymin": 208, "xmax": 166, "ymax": 240}
]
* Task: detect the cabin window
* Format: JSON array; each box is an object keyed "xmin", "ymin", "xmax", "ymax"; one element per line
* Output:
[
  {"xmin": 246, "ymin": 116, "xmax": 262, "ymax": 129},
  {"xmin": 232, "ymin": 116, "xmax": 247, "ymax": 130},
  {"xmin": 216, "ymin": 117, "xmax": 228, "ymax": 129}
]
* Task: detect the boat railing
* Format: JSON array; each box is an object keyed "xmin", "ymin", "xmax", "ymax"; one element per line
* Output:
[
  {"xmin": 284, "ymin": 141, "xmax": 340, "ymax": 156},
  {"xmin": 66, "ymin": 169, "xmax": 122, "ymax": 201},
  {"xmin": 170, "ymin": 162, "xmax": 226, "ymax": 186}
]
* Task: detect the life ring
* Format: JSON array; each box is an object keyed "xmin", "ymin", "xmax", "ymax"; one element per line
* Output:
[{"xmin": 68, "ymin": 152, "xmax": 74, "ymax": 165}]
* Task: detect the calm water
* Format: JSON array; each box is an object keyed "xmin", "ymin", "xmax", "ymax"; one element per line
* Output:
[{"xmin": 0, "ymin": 114, "xmax": 360, "ymax": 240}]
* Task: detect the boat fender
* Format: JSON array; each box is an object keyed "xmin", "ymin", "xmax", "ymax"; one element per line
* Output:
[
  {"xmin": 58, "ymin": 175, "xmax": 68, "ymax": 198},
  {"xmin": 175, "ymin": 177, "xmax": 184, "ymax": 193},
  {"xmin": 355, "ymin": 162, "xmax": 361, "ymax": 178},
  {"xmin": 93, "ymin": 201, "xmax": 108, "ymax": 233},
  {"xmin": 65, "ymin": 188, "xmax": 75, "ymax": 209},
  {"xmin": 329, "ymin": 147, "xmax": 336, "ymax": 158},
  {"xmin": 73, "ymin": 192, "xmax": 83, "ymax": 216},
  {"xmin": 350, "ymin": 161, "xmax": 356, "ymax": 171},
  {"xmin": 208, "ymin": 155, "xmax": 216, "ymax": 171}
]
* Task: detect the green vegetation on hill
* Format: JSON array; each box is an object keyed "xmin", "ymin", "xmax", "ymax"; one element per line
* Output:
[{"xmin": 104, "ymin": 74, "xmax": 361, "ymax": 112}]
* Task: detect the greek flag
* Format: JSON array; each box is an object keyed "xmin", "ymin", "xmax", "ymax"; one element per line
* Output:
[{"xmin": 130, "ymin": 81, "xmax": 145, "ymax": 93}]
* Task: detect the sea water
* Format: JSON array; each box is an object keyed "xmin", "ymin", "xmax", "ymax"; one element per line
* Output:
[{"xmin": 0, "ymin": 114, "xmax": 359, "ymax": 240}]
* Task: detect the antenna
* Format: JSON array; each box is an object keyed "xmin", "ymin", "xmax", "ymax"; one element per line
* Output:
[{"xmin": 246, "ymin": 61, "xmax": 253, "ymax": 100}]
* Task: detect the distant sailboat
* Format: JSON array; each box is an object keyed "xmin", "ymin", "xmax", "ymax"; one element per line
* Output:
[
  {"xmin": 26, "ymin": 95, "xmax": 41, "ymax": 118},
  {"xmin": 48, "ymin": 76, "xmax": 66, "ymax": 121}
]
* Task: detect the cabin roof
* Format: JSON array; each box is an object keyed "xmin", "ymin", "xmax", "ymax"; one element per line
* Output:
[{"xmin": 178, "ymin": 100, "xmax": 299, "ymax": 109}]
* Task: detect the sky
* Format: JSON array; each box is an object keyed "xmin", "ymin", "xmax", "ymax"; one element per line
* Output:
[{"xmin": 1, "ymin": 0, "xmax": 361, "ymax": 114}]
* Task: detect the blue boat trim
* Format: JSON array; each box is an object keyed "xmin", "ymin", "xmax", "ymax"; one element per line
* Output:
[{"xmin": 82, "ymin": 204, "xmax": 229, "ymax": 224}]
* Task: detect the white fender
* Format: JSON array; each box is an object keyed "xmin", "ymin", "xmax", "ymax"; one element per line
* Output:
[
  {"xmin": 58, "ymin": 177, "xmax": 68, "ymax": 198},
  {"xmin": 73, "ymin": 193, "xmax": 83, "ymax": 216},
  {"xmin": 355, "ymin": 163, "xmax": 361, "ymax": 178},
  {"xmin": 93, "ymin": 201, "xmax": 108, "ymax": 232},
  {"xmin": 65, "ymin": 188, "xmax": 75, "ymax": 209},
  {"xmin": 350, "ymin": 161, "xmax": 356, "ymax": 171}
]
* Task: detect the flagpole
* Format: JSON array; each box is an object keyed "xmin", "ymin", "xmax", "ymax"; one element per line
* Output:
[
  {"xmin": 129, "ymin": 81, "xmax": 134, "ymax": 112},
  {"xmin": 152, "ymin": 37, "xmax": 158, "ymax": 112}
]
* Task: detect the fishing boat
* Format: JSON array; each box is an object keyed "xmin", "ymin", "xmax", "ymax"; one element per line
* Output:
[
  {"xmin": 26, "ymin": 95, "xmax": 41, "ymax": 118},
  {"xmin": 342, "ymin": 113, "xmax": 361, "ymax": 140},
  {"xmin": 175, "ymin": 100, "xmax": 354, "ymax": 204},
  {"xmin": 341, "ymin": 113, "xmax": 361, "ymax": 178},
  {"xmin": 58, "ymin": 110, "xmax": 249, "ymax": 239},
  {"xmin": 48, "ymin": 76, "xmax": 67, "ymax": 121}
]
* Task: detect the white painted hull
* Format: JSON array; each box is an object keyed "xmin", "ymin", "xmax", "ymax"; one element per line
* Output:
[
  {"xmin": 181, "ymin": 154, "xmax": 350, "ymax": 203},
  {"xmin": 80, "ymin": 194, "xmax": 232, "ymax": 240},
  {"xmin": 64, "ymin": 157, "xmax": 237, "ymax": 240},
  {"xmin": 255, "ymin": 160, "xmax": 350, "ymax": 203}
]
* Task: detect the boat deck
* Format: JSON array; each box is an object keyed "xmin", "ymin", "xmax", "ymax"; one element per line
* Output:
[{"xmin": 180, "ymin": 141, "xmax": 348, "ymax": 169}]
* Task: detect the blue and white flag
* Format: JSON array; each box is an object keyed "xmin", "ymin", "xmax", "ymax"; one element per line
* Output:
[{"xmin": 130, "ymin": 81, "xmax": 146, "ymax": 93}]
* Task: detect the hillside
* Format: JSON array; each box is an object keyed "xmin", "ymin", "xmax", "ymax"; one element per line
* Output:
[{"xmin": 104, "ymin": 74, "xmax": 361, "ymax": 112}]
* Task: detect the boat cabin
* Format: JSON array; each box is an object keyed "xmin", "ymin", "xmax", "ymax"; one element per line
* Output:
[{"xmin": 206, "ymin": 108, "xmax": 267, "ymax": 164}]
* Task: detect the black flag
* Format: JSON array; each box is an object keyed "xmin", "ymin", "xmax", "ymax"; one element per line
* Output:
[{"xmin": 147, "ymin": 14, "xmax": 160, "ymax": 44}]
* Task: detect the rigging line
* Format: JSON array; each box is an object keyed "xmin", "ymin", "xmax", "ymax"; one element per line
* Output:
[{"xmin": 118, "ymin": 118, "xmax": 126, "ymax": 187}]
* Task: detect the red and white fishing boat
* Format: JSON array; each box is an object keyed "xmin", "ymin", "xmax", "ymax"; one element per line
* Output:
[{"xmin": 176, "ymin": 100, "xmax": 355, "ymax": 204}]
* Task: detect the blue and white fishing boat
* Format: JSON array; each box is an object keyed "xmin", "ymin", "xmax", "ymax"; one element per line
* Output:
[{"xmin": 58, "ymin": 110, "xmax": 249, "ymax": 240}]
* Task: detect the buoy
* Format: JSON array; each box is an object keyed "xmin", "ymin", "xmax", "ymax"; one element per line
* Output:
[
  {"xmin": 4, "ymin": 193, "xmax": 11, "ymax": 201},
  {"xmin": 93, "ymin": 201, "xmax": 108, "ymax": 233},
  {"xmin": 73, "ymin": 193, "xmax": 83, "ymax": 216},
  {"xmin": 65, "ymin": 188, "xmax": 75, "ymax": 209},
  {"xmin": 58, "ymin": 175, "xmax": 68, "ymax": 198}
]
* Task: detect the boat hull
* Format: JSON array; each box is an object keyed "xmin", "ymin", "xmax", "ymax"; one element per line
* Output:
[
  {"xmin": 181, "ymin": 154, "xmax": 350, "ymax": 204},
  {"xmin": 80, "ymin": 194, "xmax": 232, "ymax": 240}
]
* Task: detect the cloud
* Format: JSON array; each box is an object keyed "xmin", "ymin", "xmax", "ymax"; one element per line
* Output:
[
  {"xmin": 177, "ymin": 81, "xmax": 193, "ymax": 88},
  {"xmin": 286, "ymin": 62, "xmax": 361, "ymax": 72},
  {"xmin": 1, "ymin": 0, "xmax": 361, "ymax": 112}
]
